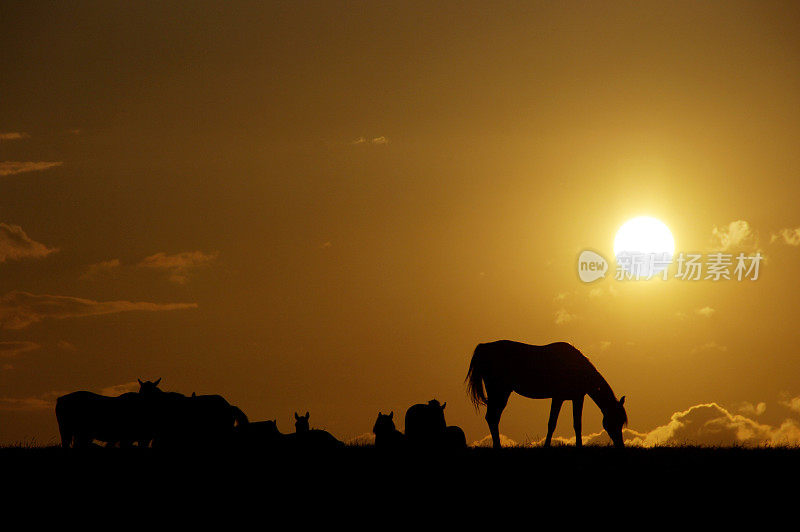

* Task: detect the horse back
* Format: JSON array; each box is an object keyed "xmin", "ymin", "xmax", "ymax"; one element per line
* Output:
[{"xmin": 481, "ymin": 340, "xmax": 601, "ymax": 397}]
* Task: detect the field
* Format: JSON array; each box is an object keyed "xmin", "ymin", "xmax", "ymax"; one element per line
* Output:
[{"xmin": 3, "ymin": 444, "xmax": 798, "ymax": 501}]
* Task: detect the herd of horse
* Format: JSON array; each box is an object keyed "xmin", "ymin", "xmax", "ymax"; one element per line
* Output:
[
  {"xmin": 55, "ymin": 379, "xmax": 467, "ymax": 451},
  {"xmin": 55, "ymin": 340, "xmax": 628, "ymax": 450}
]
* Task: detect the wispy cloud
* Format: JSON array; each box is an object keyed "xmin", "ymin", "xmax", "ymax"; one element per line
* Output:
[
  {"xmin": 690, "ymin": 341, "xmax": 727, "ymax": 354},
  {"xmin": 82, "ymin": 259, "xmax": 121, "ymax": 279},
  {"xmin": 780, "ymin": 396, "xmax": 800, "ymax": 414},
  {"xmin": 470, "ymin": 433, "xmax": 519, "ymax": 448},
  {"xmin": 771, "ymin": 227, "xmax": 800, "ymax": 246},
  {"xmin": 0, "ymin": 161, "xmax": 63, "ymax": 177},
  {"xmin": 0, "ymin": 132, "xmax": 29, "ymax": 141},
  {"xmin": 0, "ymin": 291, "xmax": 197, "ymax": 330},
  {"xmin": 695, "ymin": 306, "xmax": 715, "ymax": 318},
  {"xmin": 98, "ymin": 381, "xmax": 138, "ymax": 396},
  {"xmin": 711, "ymin": 220, "xmax": 758, "ymax": 252},
  {"xmin": 554, "ymin": 308, "xmax": 575, "ymax": 325},
  {"xmin": 0, "ymin": 382, "xmax": 137, "ymax": 411},
  {"xmin": 0, "ymin": 223, "xmax": 58, "ymax": 262},
  {"xmin": 738, "ymin": 401, "xmax": 766, "ymax": 417},
  {"xmin": 0, "ymin": 341, "xmax": 41, "ymax": 358},
  {"xmin": 352, "ymin": 136, "xmax": 389, "ymax": 145},
  {"xmin": 138, "ymin": 250, "xmax": 218, "ymax": 284}
]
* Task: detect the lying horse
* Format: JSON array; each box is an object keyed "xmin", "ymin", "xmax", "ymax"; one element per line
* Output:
[
  {"xmin": 372, "ymin": 411, "xmax": 405, "ymax": 450},
  {"xmin": 292, "ymin": 412, "xmax": 343, "ymax": 450},
  {"xmin": 404, "ymin": 399, "xmax": 466, "ymax": 450}
]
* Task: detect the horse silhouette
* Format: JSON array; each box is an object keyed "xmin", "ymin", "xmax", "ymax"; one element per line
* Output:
[
  {"xmin": 234, "ymin": 419, "xmax": 285, "ymax": 448},
  {"xmin": 466, "ymin": 340, "xmax": 627, "ymax": 448},
  {"xmin": 292, "ymin": 412, "xmax": 343, "ymax": 449},
  {"xmin": 136, "ymin": 379, "xmax": 248, "ymax": 447},
  {"xmin": 372, "ymin": 411, "xmax": 405, "ymax": 450},
  {"xmin": 404, "ymin": 399, "xmax": 466, "ymax": 450},
  {"xmin": 405, "ymin": 399, "xmax": 446, "ymax": 447},
  {"xmin": 56, "ymin": 388, "xmax": 155, "ymax": 448}
]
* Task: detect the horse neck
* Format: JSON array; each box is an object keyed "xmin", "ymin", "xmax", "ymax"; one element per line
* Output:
[{"xmin": 587, "ymin": 375, "xmax": 618, "ymax": 415}]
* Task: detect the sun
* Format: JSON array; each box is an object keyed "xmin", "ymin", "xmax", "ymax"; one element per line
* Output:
[{"xmin": 614, "ymin": 216, "xmax": 675, "ymax": 272}]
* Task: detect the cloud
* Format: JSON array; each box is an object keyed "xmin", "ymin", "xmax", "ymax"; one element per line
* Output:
[
  {"xmin": 0, "ymin": 161, "xmax": 63, "ymax": 176},
  {"xmin": 598, "ymin": 340, "xmax": 612, "ymax": 351},
  {"xmin": 57, "ymin": 340, "xmax": 77, "ymax": 351},
  {"xmin": 0, "ymin": 390, "xmax": 63, "ymax": 411},
  {"xmin": 738, "ymin": 401, "xmax": 767, "ymax": 416},
  {"xmin": 0, "ymin": 341, "xmax": 41, "ymax": 357},
  {"xmin": 352, "ymin": 136, "xmax": 389, "ymax": 145},
  {"xmin": 0, "ymin": 291, "xmax": 198, "ymax": 329},
  {"xmin": 82, "ymin": 259, "xmax": 121, "ymax": 279},
  {"xmin": 470, "ymin": 433, "xmax": 519, "ymax": 448},
  {"xmin": 589, "ymin": 285, "xmax": 617, "ymax": 298},
  {"xmin": 624, "ymin": 403, "xmax": 800, "ymax": 447},
  {"xmin": 690, "ymin": 341, "xmax": 727, "ymax": 354},
  {"xmin": 138, "ymin": 250, "xmax": 218, "ymax": 284},
  {"xmin": 98, "ymin": 381, "xmax": 138, "ymax": 397},
  {"xmin": 0, "ymin": 382, "xmax": 136, "ymax": 412},
  {"xmin": 695, "ymin": 306, "xmax": 715, "ymax": 318},
  {"xmin": 781, "ymin": 396, "xmax": 800, "ymax": 414},
  {"xmin": 554, "ymin": 308, "xmax": 575, "ymax": 325},
  {"xmin": 711, "ymin": 220, "xmax": 758, "ymax": 252},
  {"xmin": 771, "ymin": 227, "xmax": 800, "ymax": 246},
  {"xmin": 0, "ymin": 132, "xmax": 29, "ymax": 141},
  {"xmin": 0, "ymin": 223, "xmax": 58, "ymax": 262},
  {"xmin": 530, "ymin": 402, "xmax": 800, "ymax": 447}
]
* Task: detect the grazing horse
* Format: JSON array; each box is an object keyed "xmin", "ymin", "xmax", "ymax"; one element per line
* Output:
[
  {"xmin": 372, "ymin": 412, "xmax": 405, "ymax": 450},
  {"xmin": 292, "ymin": 412, "xmax": 343, "ymax": 449},
  {"xmin": 466, "ymin": 340, "xmax": 627, "ymax": 449}
]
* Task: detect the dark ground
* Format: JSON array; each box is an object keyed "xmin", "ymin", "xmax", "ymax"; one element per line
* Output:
[{"xmin": 2, "ymin": 445, "xmax": 795, "ymax": 521}]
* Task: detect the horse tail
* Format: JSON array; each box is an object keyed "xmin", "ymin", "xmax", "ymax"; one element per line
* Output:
[
  {"xmin": 230, "ymin": 405, "xmax": 249, "ymax": 427},
  {"xmin": 466, "ymin": 343, "xmax": 488, "ymax": 409}
]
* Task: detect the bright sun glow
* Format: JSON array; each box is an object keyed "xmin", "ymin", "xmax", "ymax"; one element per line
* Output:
[{"xmin": 614, "ymin": 216, "xmax": 675, "ymax": 259}]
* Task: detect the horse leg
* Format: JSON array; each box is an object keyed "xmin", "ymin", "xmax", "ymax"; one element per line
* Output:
[
  {"xmin": 485, "ymin": 388, "xmax": 511, "ymax": 449},
  {"xmin": 544, "ymin": 398, "xmax": 563, "ymax": 448},
  {"xmin": 572, "ymin": 395, "xmax": 584, "ymax": 448}
]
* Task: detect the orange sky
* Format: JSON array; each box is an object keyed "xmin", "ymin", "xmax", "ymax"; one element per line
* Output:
[{"xmin": 2, "ymin": 1, "xmax": 800, "ymax": 446}]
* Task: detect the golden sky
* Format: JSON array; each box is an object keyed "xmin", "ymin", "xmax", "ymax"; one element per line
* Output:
[{"xmin": 2, "ymin": 1, "xmax": 800, "ymax": 446}]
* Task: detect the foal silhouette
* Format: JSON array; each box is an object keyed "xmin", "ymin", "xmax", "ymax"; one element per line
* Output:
[
  {"xmin": 372, "ymin": 412, "xmax": 405, "ymax": 450},
  {"xmin": 466, "ymin": 340, "xmax": 627, "ymax": 448},
  {"xmin": 293, "ymin": 412, "xmax": 343, "ymax": 449}
]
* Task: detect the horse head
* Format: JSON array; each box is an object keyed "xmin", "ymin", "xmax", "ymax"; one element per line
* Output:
[
  {"xmin": 137, "ymin": 378, "xmax": 162, "ymax": 395},
  {"xmin": 601, "ymin": 395, "xmax": 627, "ymax": 448},
  {"xmin": 372, "ymin": 411, "xmax": 395, "ymax": 436},
  {"xmin": 294, "ymin": 411, "xmax": 310, "ymax": 433}
]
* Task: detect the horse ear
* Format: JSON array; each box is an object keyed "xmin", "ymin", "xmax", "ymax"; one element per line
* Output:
[
  {"xmin": 389, "ymin": 411, "xmax": 393, "ymax": 419},
  {"xmin": 154, "ymin": 378, "xmax": 161, "ymax": 386},
  {"xmin": 295, "ymin": 412, "xmax": 300, "ymax": 420},
  {"xmin": 304, "ymin": 411, "xmax": 310, "ymax": 419},
  {"xmin": 138, "ymin": 379, "xmax": 143, "ymax": 385},
  {"xmin": 620, "ymin": 396, "xmax": 625, "ymax": 406},
  {"xmin": 442, "ymin": 402, "xmax": 446, "ymax": 409}
]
